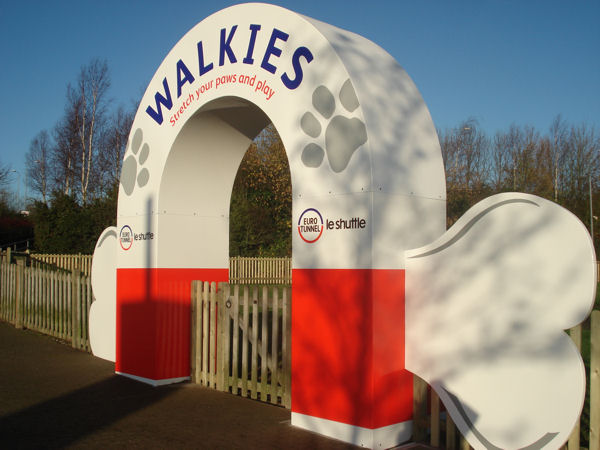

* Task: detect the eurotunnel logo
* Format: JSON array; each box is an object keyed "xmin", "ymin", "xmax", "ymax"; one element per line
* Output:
[
  {"xmin": 297, "ymin": 208, "xmax": 324, "ymax": 243},
  {"xmin": 119, "ymin": 225, "xmax": 133, "ymax": 250},
  {"xmin": 298, "ymin": 208, "xmax": 367, "ymax": 243},
  {"xmin": 119, "ymin": 225, "xmax": 155, "ymax": 251}
]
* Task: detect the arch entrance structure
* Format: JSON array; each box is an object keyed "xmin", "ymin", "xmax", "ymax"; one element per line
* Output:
[
  {"xmin": 107, "ymin": 3, "xmax": 445, "ymax": 447},
  {"xmin": 89, "ymin": 3, "xmax": 597, "ymax": 450}
]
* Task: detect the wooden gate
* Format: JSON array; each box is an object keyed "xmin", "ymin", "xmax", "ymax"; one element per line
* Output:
[{"xmin": 190, "ymin": 281, "xmax": 291, "ymax": 408}]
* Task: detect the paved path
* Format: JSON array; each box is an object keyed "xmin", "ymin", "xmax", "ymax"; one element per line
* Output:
[{"xmin": 0, "ymin": 321, "xmax": 360, "ymax": 449}]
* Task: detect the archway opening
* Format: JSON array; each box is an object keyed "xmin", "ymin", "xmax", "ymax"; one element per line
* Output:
[
  {"xmin": 229, "ymin": 124, "xmax": 292, "ymax": 258},
  {"xmin": 148, "ymin": 96, "xmax": 292, "ymax": 384},
  {"xmin": 118, "ymin": 96, "xmax": 290, "ymax": 382},
  {"xmin": 157, "ymin": 96, "xmax": 284, "ymax": 269}
]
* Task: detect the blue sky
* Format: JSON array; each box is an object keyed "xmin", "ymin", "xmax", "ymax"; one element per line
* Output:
[{"xmin": 1, "ymin": 0, "xmax": 598, "ymax": 197}]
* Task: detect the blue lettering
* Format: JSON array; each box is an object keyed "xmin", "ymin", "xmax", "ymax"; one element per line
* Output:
[
  {"xmin": 219, "ymin": 26, "xmax": 238, "ymax": 66},
  {"xmin": 176, "ymin": 59, "xmax": 195, "ymax": 98},
  {"xmin": 197, "ymin": 41, "xmax": 213, "ymax": 76},
  {"xmin": 243, "ymin": 24, "xmax": 261, "ymax": 65},
  {"xmin": 261, "ymin": 28, "xmax": 289, "ymax": 74},
  {"xmin": 281, "ymin": 46, "xmax": 313, "ymax": 89},
  {"xmin": 145, "ymin": 77, "xmax": 173, "ymax": 125}
]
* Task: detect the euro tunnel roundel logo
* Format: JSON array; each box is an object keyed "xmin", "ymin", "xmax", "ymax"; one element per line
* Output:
[
  {"xmin": 298, "ymin": 208, "xmax": 324, "ymax": 243},
  {"xmin": 119, "ymin": 225, "xmax": 133, "ymax": 250}
]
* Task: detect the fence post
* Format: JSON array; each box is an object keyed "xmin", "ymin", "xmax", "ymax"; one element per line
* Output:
[
  {"xmin": 251, "ymin": 286, "xmax": 259, "ymax": 400},
  {"xmin": 216, "ymin": 282, "xmax": 226, "ymax": 391},
  {"xmin": 283, "ymin": 286, "xmax": 291, "ymax": 408},
  {"xmin": 430, "ymin": 389, "xmax": 441, "ymax": 447},
  {"xmin": 201, "ymin": 282, "xmax": 210, "ymax": 385},
  {"xmin": 209, "ymin": 281, "xmax": 217, "ymax": 388},
  {"xmin": 270, "ymin": 286, "xmax": 279, "ymax": 405},
  {"xmin": 260, "ymin": 286, "xmax": 268, "ymax": 401},
  {"xmin": 14, "ymin": 257, "xmax": 25, "ymax": 329},
  {"xmin": 231, "ymin": 285, "xmax": 240, "ymax": 394},
  {"xmin": 195, "ymin": 281, "xmax": 203, "ymax": 384},
  {"xmin": 218, "ymin": 282, "xmax": 231, "ymax": 392},
  {"xmin": 190, "ymin": 281, "xmax": 199, "ymax": 384},
  {"xmin": 412, "ymin": 374, "xmax": 428, "ymax": 443},
  {"xmin": 446, "ymin": 414, "xmax": 457, "ymax": 450},
  {"xmin": 71, "ymin": 262, "xmax": 81, "ymax": 349},
  {"xmin": 240, "ymin": 286, "xmax": 249, "ymax": 397},
  {"xmin": 568, "ymin": 324, "xmax": 582, "ymax": 449},
  {"xmin": 590, "ymin": 310, "xmax": 599, "ymax": 450}
]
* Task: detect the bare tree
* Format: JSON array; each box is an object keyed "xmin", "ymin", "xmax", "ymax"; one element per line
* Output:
[
  {"xmin": 443, "ymin": 117, "xmax": 598, "ymax": 251},
  {"xmin": 439, "ymin": 119, "xmax": 490, "ymax": 225},
  {"xmin": 44, "ymin": 60, "xmax": 136, "ymax": 203},
  {"xmin": 535, "ymin": 136, "xmax": 556, "ymax": 199},
  {"xmin": 549, "ymin": 115, "xmax": 568, "ymax": 202},
  {"xmin": 67, "ymin": 59, "xmax": 110, "ymax": 204},
  {"xmin": 25, "ymin": 130, "xmax": 52, "ymax": 204},
  {"xmin": 491, "ymin": 130, "xmax": 512, "ymax": 191},
  {"xmin": 0, "ymin": 160, "xmax": 10, "ymax": 188},
  {"xmin": 492, "ymin": 124, "xmax": 541, "ymax": 193},
  {"xmin": 514, "ymin": 125, "xmax": 541, "ymax": 193},
  {"xmin": 52, "ymin": 104, "xmax": 80, "ymax": 196},
  {"xmin": 440, "ymin": 119, "xmax": 489, "ymax": 192},
  {"xmin": 562, "ymin": 124, "xmax": 600, "ymax": 212},
  {"xmin": 98, "ymin": 105, "xmax": 134, "ymax": 192}
]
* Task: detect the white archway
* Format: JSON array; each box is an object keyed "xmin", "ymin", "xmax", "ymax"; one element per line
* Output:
[
  {"xmin": 89, "ymin": 4, "xmax": 597, "ymax": 450},
  {"xmin": 94, "ymin": 3, "xmax": 445, "ymax": 448}
]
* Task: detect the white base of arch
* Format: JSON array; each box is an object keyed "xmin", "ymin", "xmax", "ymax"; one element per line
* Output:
[
  {"xmin": 292, "ymin": 412, "xmax": 412, "ymax": 449},
  {"xmin": 116, "ymin": 371, "xmax": 190, "ymax": 387}
]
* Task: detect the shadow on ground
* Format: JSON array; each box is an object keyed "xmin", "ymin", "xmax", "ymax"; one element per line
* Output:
[
  {"xmin": 0, "ymin": 321, "xmax": 356, "ymax": 449},
  {"xmin": 1, "ymin": 375, "xmax": 174, "ymax": 448}
]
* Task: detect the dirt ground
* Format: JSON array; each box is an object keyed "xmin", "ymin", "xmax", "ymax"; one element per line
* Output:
[
  {"xmin": 0, "ymin": 321, "xmax": 360, "ymax": 449},
  {"xmin": 0, "ymin": 321, "xmax": 438, "ymax": 449}
]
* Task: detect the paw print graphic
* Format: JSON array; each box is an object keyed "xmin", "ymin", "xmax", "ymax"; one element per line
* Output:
[
  {"xmin": 121, "ymin": 128, "xmax": 150, "ymax": 196},
  {"xmin": 300, "ymin": 79, "xmax": 367, "ymax": 173}
]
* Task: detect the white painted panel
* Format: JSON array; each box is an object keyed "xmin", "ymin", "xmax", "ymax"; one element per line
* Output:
[
  {"xmin": 306, "ymin": 16, "xmax": 446, "ymax": 201},
  {"xmin": 292, "ymin": 192, "xmax": 372, "ymax": 270},
  {"xmin": 157, "ymin": 109, "xmax": 253, "ymax": 268},
  {"xmin": 89, "ymin": 226, "xmax": 117, "ymax": 361},
  {"xmin": 157, "ymin": 215, "xmax": 229, "ymax": 269},
  {"xmin": 291, "ymin": 412, "xmax": 412, "ymax": 449},
  {"xmin": 405, "ymin": 193, "xmax": 597, "ymax": 450},
  {"xmin": 372, "ymin": 192, "xmax": 446, "ymax": 269}
]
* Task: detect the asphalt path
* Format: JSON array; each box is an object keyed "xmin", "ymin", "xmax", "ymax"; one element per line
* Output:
[{"xmin": 0, "ymin": 321, "xmax": 360, "ymax": 449}]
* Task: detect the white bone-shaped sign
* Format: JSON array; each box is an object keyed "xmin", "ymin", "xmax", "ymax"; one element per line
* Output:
[
  {"xmin": 90, "ymin": 226, "xmax": 117, "ymax": 361},
  {"xmin": 406, "ymin": 193, "xmax": 596, "ymax": 449}
]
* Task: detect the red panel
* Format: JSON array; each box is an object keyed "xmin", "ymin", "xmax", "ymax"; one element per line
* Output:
[
  {"xmin": 372, "ymin": 269, "xmax": 412, "ymax": 427},
  {"xmin": 291, "ymin": 268, "xmax": 411, "ymax": 429},
  {"xmin": 116, "ymin": 268, "xmax": 228, "ymax": 381},
  {"xmin": 117, "ymin": 266, "xmax": 412, "ymax": 427},
  {"xmin": 116, "ymin": 268, "xmax": 157, "ymax": 380},
  {"xmin": 292, "ymin": 269, "xmax": 374, "ymax": 427}
]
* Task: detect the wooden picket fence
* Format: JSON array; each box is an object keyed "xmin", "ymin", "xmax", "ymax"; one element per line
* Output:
[
  {"xmin": 229, "ymin": 256, "xmax": 292, "ymax": 284},
  {"xmin": 30, "ymin": 253, "xmax": 93, "ymax": 277},
  {"xmin": 190, "ymin": 281, "xmax": 291, "ymax": 407},
  {"xmin": 412, "ymin": 311, "xmax": 600, "ymax": 450},
  {"xmin": 2, "ymin": 248, "xmax": 598, "ymax": 448},
  {"xmin": 19, "ymin": 257, "xmax": 600, "ymax": 285},
  {"xmin": 0, "ymin": 253, "xmax": 92, "ymax": 351},
  {"xmin": 27, "ymin": 254, "xmax": 291, "ymax": 282}
]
